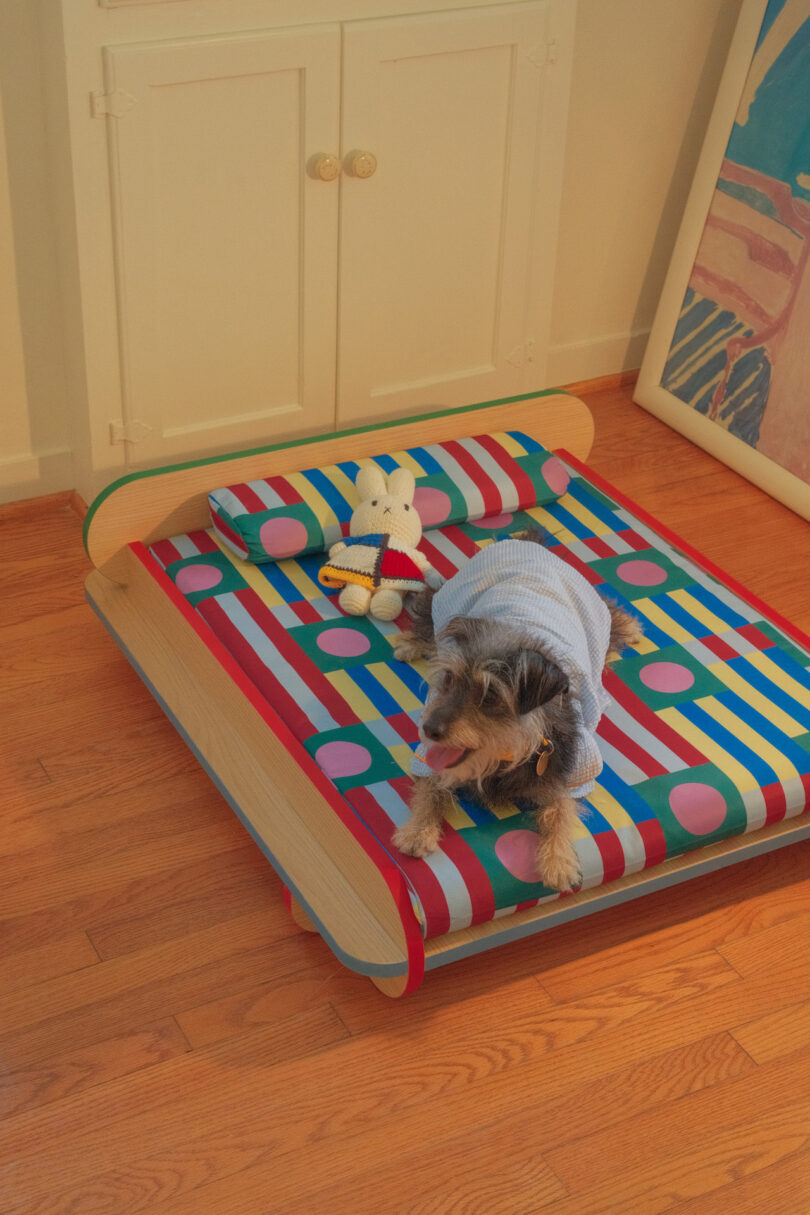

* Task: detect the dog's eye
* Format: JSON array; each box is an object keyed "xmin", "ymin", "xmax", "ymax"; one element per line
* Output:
[
  {"xmin": 480, "ymin": 685, "xmax": 500, "ymax": 710},
  {"xmin": 404, "ymin": 504, "xmax": 410, "ymax": 511},
  {"xmin": 371, "ymin": 499, "xmax": 378, "ymax": 507}
]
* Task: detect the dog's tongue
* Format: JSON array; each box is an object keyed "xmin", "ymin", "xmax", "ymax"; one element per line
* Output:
[{"xmin": 422, "ymin": 744, "xmax": 466, "ymax": 770}]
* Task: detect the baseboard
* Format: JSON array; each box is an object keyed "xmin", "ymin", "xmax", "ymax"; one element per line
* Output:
[
  {"xmin": 547, "ymin": 328, "xmax": 649, "ymax": 388},
  {"xmin": 562, "ymin": 369, "xmax": 640, "ymax": 397},
  {"xmin": 0, "ymin": 446, "xmax": 74, "ymax": 506}
]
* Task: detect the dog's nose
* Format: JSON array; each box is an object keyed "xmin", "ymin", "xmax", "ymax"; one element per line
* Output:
[{"xmin": 422, "ymin": 718, "xmax": 444, "ymax": 741}]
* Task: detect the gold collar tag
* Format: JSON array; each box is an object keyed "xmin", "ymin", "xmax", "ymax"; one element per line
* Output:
[{"xmin": 535, "ymin": 738, "xmax": 554, "ymax": 776}]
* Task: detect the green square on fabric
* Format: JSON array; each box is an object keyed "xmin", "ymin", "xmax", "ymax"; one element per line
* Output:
[
  {"xmin": 456, "ymin": 813, "xmax": 560, "ymax": 902},
  {"xmin": 291, "ymin": 618, "xmax": 394, "ymax": 672},
  {"xmin": 235, "ymin": 501, "xmax": 325, "ymax": 564},
  {"xmin": 514, "ymin": 451, "xmax": 569, "ymax": 503},
  {"xmin": 413, "ymin": 472, "xmax": 471, "ymax": 529},
  {"xmin": 304, "ymin": 723, "xmax": 403, "ymax": 792},
  {"xmin": 164, "ymin": 551, "xmax": 248, "ymax": 605},
  {"xmin": 612, "ymin": 643, "xmax": 726, "ymax": 710},
  {"xmin": 633, "ymin": 764, "xmax": 747, "ymax": 854},
  {"xmin": 588, "ymin": 549, "xmax": 697, "ymax": 599}
]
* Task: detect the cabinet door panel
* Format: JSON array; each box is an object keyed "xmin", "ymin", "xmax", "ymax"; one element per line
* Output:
[
  {"xmin": 339, "ymin": 1, "xmax": 568, "ymax": 425},
  {"xmin": 104, "ymin": 27, "xmax": 339, "ymax": 463}
]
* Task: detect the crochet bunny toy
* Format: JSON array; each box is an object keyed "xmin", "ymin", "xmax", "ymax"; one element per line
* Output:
[{"xmin": 318, "ymin": 465, "xmax": 437, "ymax": 620}]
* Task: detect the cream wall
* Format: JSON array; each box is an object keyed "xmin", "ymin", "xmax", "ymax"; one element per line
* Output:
[
  {"xmin": 0, "ymin": 0, "xmax": 743, "ymax": 502},
  {"xmin": 548, "ymin": 0, "xmax": 743, "ymax": 384}
]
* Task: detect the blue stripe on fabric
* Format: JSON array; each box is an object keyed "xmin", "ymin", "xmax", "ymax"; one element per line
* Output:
[
  {"xmin": 455, "ymin": 794, "xmax": 494, "ymax": 827},
  {"xmin": 257, "ymin": 561, "xmax": 305, "ymax": 603},
  {"xmin": 301, "ymin": 467, "xmax": 354, "ymax": 521},
  {"xmin": 390, "ymin": 658, "xmax": 429, "ymax": 702},
  {"xmin": 730, "ymin": 656, "xmax": 810, "ymax": 730},
  {"xmin": 541, "ymin": 501, "xmax": 591, "ymax": 540},
  {"xmin": 508, "ymin": 430, "xmax": 543, "ymax": 453},
  {"xmin": 350, "ymin": 665, "xmax": 403, "ymax": 717},
  {"xmin": 372, "ymin": 453, "xmax": 399, "ymax": 474},
  {"xmin": 404, "ymin": 445, "xmax": 444, "ymax": 476},
  {"xmin": 564, "ymin": 478, "xmax": 626, "ymax": 530},
  {"xmin": 762, "ymin": 644, "xmax": 810, "ymax": 683},
  {"xmin": 336, "ymin": 459, "xmax": 361, "ymax": 483},
  {"xmin": 715, "ymin": 688, "xmax": 810, "ymax": 775},
  {"xmin": 655, "ymin": 593, "xmax": 710, "ymax": 639},
  {"xmin": 596, "ymin": 765, "xmax": 660, "ymax": 825},
  {"xmin": 678, "ymin": 701, "xmax": 777, "ymax": 786},
  {"xmin": 686, "ymin": 581, "xmax": 749, "ymax": 629},
  {"xmin": 580, "ymin": 803, "xmax": 615, "ymax": 835}
]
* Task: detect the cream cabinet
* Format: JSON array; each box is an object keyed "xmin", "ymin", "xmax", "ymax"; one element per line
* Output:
[{"xmin": 53, "ymin": 0, "xmax": 574, "ymax": 492}]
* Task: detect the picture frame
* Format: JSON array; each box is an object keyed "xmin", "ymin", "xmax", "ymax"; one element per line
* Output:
[{"xmin": 635, "ymin": 0, "xmax": 810, "ymax": 522}]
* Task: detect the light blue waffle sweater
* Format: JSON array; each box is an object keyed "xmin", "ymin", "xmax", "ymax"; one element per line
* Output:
[{"xmin": 411, "ymin": 540, "xmax": 611, "ymax": 797}]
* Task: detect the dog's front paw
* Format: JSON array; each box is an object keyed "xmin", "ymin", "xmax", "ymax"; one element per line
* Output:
[
  {"xmin": 536, "ymin": 838, "xmax": 581, "ymax": 893},
  {"xmin": 392, "ymin": 631, "xmax": 426, "ymax": 663},
  {"xmin": 393, "ymin": 821, "xmax": 442, "ymax": 858}
]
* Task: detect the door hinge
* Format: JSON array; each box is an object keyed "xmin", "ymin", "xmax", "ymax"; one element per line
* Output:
[
  {"xmin": 91, "ymin": 89, "xmax": 138, "ymax": 119},
  {"xmin": 109, "ymin": 419, "xmax": 152, "ymax": 445},
  {"xmin": 527, "ymin": 39, "xmax": 558, "ymax": 69}
]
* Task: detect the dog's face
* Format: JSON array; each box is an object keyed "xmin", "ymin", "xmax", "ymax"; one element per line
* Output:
[{"xmin": 419, "ymin": 615, "xmax": 569, "ymax": 787}]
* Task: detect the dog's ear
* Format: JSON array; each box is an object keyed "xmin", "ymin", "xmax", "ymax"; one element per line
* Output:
[{"xmin": 513, "ymin": 651, "xmax": 569, "ymax": 714}]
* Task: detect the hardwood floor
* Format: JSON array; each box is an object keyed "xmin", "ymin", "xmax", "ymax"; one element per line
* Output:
[{"xmin": 2, "ymin": 383, "xmax": 810, "ymax": 1214}]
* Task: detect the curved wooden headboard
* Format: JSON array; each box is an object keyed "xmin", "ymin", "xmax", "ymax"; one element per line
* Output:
[{"xmin": 85, "ymin": 390, "xmax": 594, "ymax": 579}]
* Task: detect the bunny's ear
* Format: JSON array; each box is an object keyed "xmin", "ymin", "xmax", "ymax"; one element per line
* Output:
[
  {"xmin": 386, "ymin": 467, "xmax": 415, "ymax": 503},
  {"xmin": 355, "ymin": 465, "xmax": 387, "ymax": 501}
]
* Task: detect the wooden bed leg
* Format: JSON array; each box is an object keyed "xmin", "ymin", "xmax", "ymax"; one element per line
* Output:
[
  {"xmin": 283, "ymin": 888, "xmax": 319, "ymax": 934},
  {"xmin": 371, "ymin": 973, "xmax": 412, "ymax": 998}
]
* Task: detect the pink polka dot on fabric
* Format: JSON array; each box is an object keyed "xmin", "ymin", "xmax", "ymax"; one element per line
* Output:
[
  {"xmin": 542, "ymin": 456, "xmax": 570, "ymax": 496},
  {"xmin": 617, "ymin": 559, "xmax": 668, "ymax": 587},
  {"xmin": 495, "ymin": 829, "xmax": 542, "ymax": 884},
  {"xmin": 668, "ymin": 782, "xmax": 728, "ymax": 835},
  {"xmin": 259, "ymin": 516, "xmax": 309, "ymax": 559},
  {"xmin": 477, "ymin": 512, "xmax": 515, "ymax": 530},
  {"xmin": 315, "ymin": 740, "xmax": 372, "ymax": 780},
  {"xmin": 174, "ymin": 563, "xmax": 223, "ymax": 593},
  {"xmin": 316, "ymin": 627, "xmax": 371, "ymax": 658},
  {"xmin": 413, "ymin": 486, "xmax": 452, "ymax": 528},
  {"xmin": 639, "ymin": 661, "xmax": 695, "ymax": 694}
]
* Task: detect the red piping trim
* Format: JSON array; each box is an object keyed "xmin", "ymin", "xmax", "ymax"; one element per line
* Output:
[{"xmin": 131, "ymin": 541, "xmax": 425, "ymax": 994}]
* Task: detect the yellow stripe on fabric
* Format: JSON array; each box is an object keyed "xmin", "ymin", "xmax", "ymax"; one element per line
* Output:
[
  {"xmin": 525, "ymin": 504, "xmax": 576, "ymax": 544},
  {"xmin": 285, "ymin": 472, "xmax": 340, "ymax": 533},
  {"xmin": 279, "ymin": 559, "xmax": 323, "ymax": 601},
  {"xmin": 390, "ymin": 743, "xmax": 420, "ymax": 777},
  {"xmin": 489, "ymin": 431, "xmax": 528, "ymax": 458},
  {"xmin": 318, "ymin": 464, "xmax": 358, "ymax": 504},
  {"xmin": 658, "ymin": 705, "xmax": 759, "ymax": 793},
  {"xmin": 710, "ymin": 661, "xmax": 804, "ymax": 737},
  {"xmin": 369, "ymin": 663, "xmax": 423, "ymax": 713},
  {"xmin": 381, "ymin": 449, "xmax": 431, "ymax": 478},
  {"xmin": 208, "ymin": 530, "xmax": 285, "ymax": 607},
  {"xmin": 561, "ymin": 495, "xmax": 612, "ymax": 538},
  {"xmin": 635, "ymin": 599, "xmax": 694, "ymax": 646},
  {"xmin": 669, "ymin": 588, "xmax": 728, "ymax": 636},
  {"xmin": 587, "ymin": 783, "xmax": 636, "ymax": 831},
  {"xmin": 489, "ymin": 800, "xmax": 522, "ymax": 821},
  {"xmin": 326, "ymin": 670, "xmax": 377, "ymax": 720},
  {"xmin": 704, "ymin": 697, "xmax": 800, "ymax": 784},
  {"xmin": 446, "ymin": 801, "xmax": 477, "ymax": 830},
  {"xmin": 749, "ymin": 651, "xmax": 810, "ymax": 711}
]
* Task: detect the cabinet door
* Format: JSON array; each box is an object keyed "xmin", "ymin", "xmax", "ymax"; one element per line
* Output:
[
  {"xmin": 338, "ymin": 1, "xmax": 572, "ymax": 425},
  {"xmin": 103, "ymin": 26, "xmax": 340, "ymax": 464}
]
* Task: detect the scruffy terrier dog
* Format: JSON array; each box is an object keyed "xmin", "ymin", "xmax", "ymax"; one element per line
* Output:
[{"xmin": 392, "ymin": 532, "xmax": 642, "ymax": 892}]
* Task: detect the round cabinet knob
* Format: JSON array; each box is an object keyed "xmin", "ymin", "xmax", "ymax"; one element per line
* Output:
[
  {"xmin": 350, "ymin": 151, "xmax": 378, "ymax": 179},
  {"xmin": 314, "ymin": 154, "xmax": 340, "ymax": 182}
]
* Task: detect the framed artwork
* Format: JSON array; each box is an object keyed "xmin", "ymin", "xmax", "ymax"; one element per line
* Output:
[{"xmin": 636, "ymin": 0, "xmax": 810, "ymax": 521}]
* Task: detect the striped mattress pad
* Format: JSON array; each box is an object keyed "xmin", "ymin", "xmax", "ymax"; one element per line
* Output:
[{"xmin": 147, "ymin": 460, "xmax": 810, "ymax": 939}]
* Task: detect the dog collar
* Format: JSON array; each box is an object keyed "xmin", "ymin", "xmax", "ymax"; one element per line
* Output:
[{"xmin": 497, "ymin": 737, "xmax": 555, "ymax": 774}]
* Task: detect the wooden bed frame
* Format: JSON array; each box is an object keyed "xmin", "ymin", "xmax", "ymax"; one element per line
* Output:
[{"xmin": 84, "ymin": 391, "xmax": 810, "ymax": 996}]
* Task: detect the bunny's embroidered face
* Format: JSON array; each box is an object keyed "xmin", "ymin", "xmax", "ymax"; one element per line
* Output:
[{"xmin": 350, "ymin": 466, "xmax": 422, "ymax": 547}]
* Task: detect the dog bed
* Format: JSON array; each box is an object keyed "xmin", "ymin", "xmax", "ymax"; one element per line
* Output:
[{"xmin": 83, "ymin": 392, "xmax": 810, "ymax": 995}]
